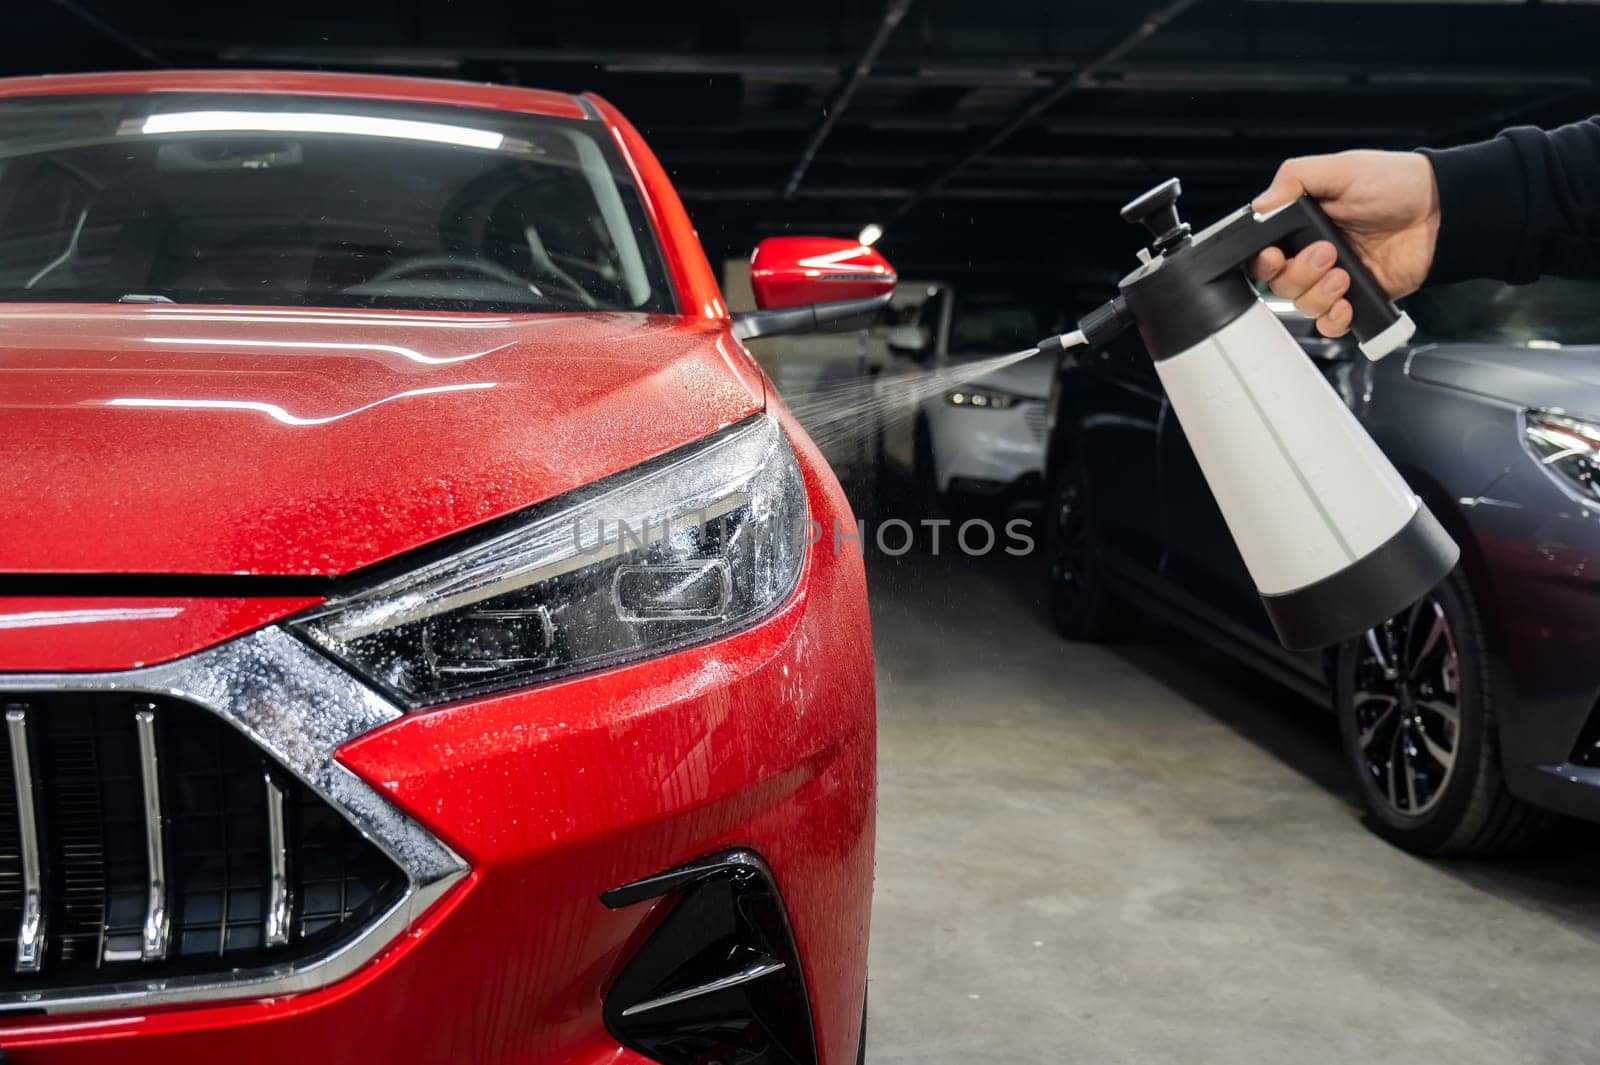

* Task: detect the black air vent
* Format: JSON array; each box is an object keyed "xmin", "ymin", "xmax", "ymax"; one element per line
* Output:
[
  {"xmin": 601, "ymin": 850, "xmax": 818, "ymax": 1065},
  {"xmin": 0, "ymin": 692, "xmax": 405, "ymax": 996}
]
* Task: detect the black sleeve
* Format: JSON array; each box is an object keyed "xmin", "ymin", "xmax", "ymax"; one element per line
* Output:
[{"xmin": 1419, "ymin": 116, "xmax": 1600, "ymax": 285}]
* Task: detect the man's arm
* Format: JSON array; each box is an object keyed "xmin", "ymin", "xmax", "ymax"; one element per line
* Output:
[
  {"xmin": 1422, "ymin": 117, "xmax": 1600, "ymax": 285},
  {"xmin": 1251, "ymin": 116, "xmax": 1600, "ymax": 338}
]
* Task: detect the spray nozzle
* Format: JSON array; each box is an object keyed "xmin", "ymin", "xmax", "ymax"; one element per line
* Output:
[
  {"xmin": 1037, "ymin": 296, "xmax": 1137, "ymax": 356},
  {"xmin": 1121, "ymin": 177, "xmax": 1191, "ymax": 256}
]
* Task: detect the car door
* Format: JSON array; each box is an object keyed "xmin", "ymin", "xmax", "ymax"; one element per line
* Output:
[
  {"xmin": 1157, "ymin": 303, "xmax": 1355, "ymax": 669},
  {"xmin": 1069, "ymin": 328, "xmax": 1167, "ymax": 573}
]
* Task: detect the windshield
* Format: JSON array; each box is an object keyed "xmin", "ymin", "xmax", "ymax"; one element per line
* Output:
[
  {"xmin": 1404, "ymin": 277, "xmax": 1600, "ymax": 347},
  {"xmin": 0, "ymin": 93, "xmax": 674, "ymax": 314},
  {"xmin": 948, "ymin": 293, "xmax": 1041, "ymax": 358}
]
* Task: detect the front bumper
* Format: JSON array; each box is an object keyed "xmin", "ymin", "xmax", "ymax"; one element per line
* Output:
[
  {"xmin": 923, "ymin": 397, "xmax": 1047, "ymax": 495},
  {"xmin": 0, "ymin": 435, "xmax": 875, "ymax": 1065},
  {"xmin": 1453, "ymin": 459, "xmax": 1600, "ymax": 823}
]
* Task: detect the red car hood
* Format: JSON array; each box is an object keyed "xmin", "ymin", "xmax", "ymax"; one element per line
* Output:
[{"xmin": 0, "ymin": 305, "xmax": 764, "ymax": 577}]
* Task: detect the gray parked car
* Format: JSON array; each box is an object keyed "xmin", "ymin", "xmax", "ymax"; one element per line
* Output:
[{"xmin": 1044, "ymin": 277, "xmax": 1600, "ymax": 855}]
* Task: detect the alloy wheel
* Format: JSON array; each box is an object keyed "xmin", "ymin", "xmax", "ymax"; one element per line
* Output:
[{"xmin": 1351, "ymin": 595, "xmax": 1461, "ymax": 817}]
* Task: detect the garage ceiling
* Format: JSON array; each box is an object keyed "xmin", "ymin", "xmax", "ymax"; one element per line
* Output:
[{"xmin": 14, "ymin": 0, "xmax": 1600, "ymax": 285}]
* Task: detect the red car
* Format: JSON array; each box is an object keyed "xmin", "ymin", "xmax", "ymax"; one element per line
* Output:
[{"xmin": 0, "ymin": 71, "xmax": 892, "ymax": 1064}]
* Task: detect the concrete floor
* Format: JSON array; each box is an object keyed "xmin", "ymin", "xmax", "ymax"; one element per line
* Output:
[{"xmin": 863, "ymin": 543, "xmax": 1600, "ymax": 1065}]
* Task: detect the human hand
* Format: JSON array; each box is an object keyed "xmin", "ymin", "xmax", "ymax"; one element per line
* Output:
[{"xmin": 1250, "ymin": 150, "xmax": 1440, "ymax": 338}]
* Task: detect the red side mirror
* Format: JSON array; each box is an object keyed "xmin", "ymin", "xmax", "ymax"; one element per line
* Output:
[{"xmin": 749, "ymin": 237, "xmax": 897, "ymax": 310}]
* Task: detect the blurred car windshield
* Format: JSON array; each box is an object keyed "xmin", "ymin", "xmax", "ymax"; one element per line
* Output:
[
  {"xmin": 0, "ymin": 92, "xmax": 673, "ymax": 314},
  {"xmin": 949, "ymin": 294, "xmax": 1040, "ymax": 357},
  {"xmin": 1405, "ymin": 277, "xmax": 1600, "ymax": 347}
]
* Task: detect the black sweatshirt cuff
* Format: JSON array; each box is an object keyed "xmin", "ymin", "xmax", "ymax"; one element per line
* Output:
[{"xmin": 1418, "ymin": 137, "xmax": 1529, "ymax": 286}]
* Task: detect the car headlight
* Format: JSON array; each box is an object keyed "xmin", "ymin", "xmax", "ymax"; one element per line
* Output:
[
  {"xmin": 945, "ymin": 386, "xmax": 1017, "ymax": 410},
  {"xmin": 295, "ymin": 415, "xmax": 807, "ymax": 708},
  {"xmin": 1523, "ymin": 409, "xmax": 1600, "ymax": 506}
]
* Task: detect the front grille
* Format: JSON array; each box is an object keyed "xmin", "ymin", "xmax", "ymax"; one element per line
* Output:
[
  {"xmin": 1022, "ymin": 401, "xmax": 1047, "ymax": 441},
  {"xmin": 0, "ymin": 692, "xmax": 406, "ymax": 994}
]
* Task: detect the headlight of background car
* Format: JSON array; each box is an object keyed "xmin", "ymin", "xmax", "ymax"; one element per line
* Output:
[
  {"xmin": 295, "ymin": 415, "xmax": 807, "ymax": 708},
  {"xmin": 945, "ymin": 386, "xmax": 1017, "ymax": 410},
  {"xmin": 1524, "ymin": 409, "xmax": 1600, "ymax": 505}
]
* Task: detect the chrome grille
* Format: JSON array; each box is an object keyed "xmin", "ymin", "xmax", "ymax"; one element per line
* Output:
[
  {"xmin": 0, "ymin": 693, "xmax": 406, "ymax": 993},
  {"xmin": 1022, "ymin": 402, "xmax": 1047, "ymax": 441},
  {"xmin": 0, "ymin": 721, "xmax": 21, "ymax": 966}
]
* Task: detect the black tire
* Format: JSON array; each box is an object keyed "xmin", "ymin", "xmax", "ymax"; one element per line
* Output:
[
  {"xmin": 1045, "ymin": 451, "xmax": 1135, "ymax": 641},
  {"xmin": 1335, "ymin": 567, "xmax": 1547, "ymax": 856}
]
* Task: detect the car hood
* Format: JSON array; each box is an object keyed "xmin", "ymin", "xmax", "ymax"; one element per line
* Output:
[
  {"xmin": 0, "ymin": 305, "xmax": 763, "ymax": 577},
  {"xmin": 963, "ymin": 350, "xmax": 1053, "ymax": 399},
  {"xmin": 1407, "ymin": 343, "xmax": 1600, "ymax": 413}
]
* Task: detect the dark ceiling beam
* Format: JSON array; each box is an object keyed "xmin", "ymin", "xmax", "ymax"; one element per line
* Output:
[
  {"xmin": 1040, "ymin": 118, "xmax": 1430, "ymax": 140},
  {"xmin": 641, "ymin": 112, "xmax": 1438, "ymax": 137},
  {"xmin": 47, "ymin": 0, "xmax": 171, "ymax": 67},
  {"xmin": 973, "ymin": 154, "xmax": 1274, "ymax": 173},
  {"xmin": 222, "ymin": 50, "xmax": 463, "ymax": 71},
  {"xmin": 1431, "ymin": 87, "xmax": 1591, "ymax": 143},
  {"xmin": 1246, "ymin": 0, "xmax": 1526, "ymax": 4},
  {"xmin": 867, "ymin": 69, "xmax": 1053, "ymax": 89},
  {"xmin": 684, "ymin": 186, "xmax": 902, "ymax": 201},
  {"xmin": 681, "ymin": 184, "xmax": 1173, "ymax": 203},
  {"xmin": 1092, "ymin": 66, "xmax": 1590, "ymax": 94},
  {"xmin": 783, "ymin": 0, "xmax": 915, "ymax": 198},
  {"xmin": 647, "ymin": 115, "xmax": 970, "ymax": 134},
  {"xmin": 889, "ymin": 0, "xmax": 1202, "ymax": 221},
  {"xmin": 662, "ymin": 150, "xmax": 947, "ymax": 167},
  {"xmin": 192, "ymin": 43, "xmax": 841, "ymax": 79},
  {"xmin": 164, "ymin": 42, "xmax": 1599, "ymax": 94},
  {"xmin": 660, "ymin": 151, "xmax": 1269, "ymax": 173},
  {"xmin": 187, "ymin": 39, "xmax": 1060, "ymax": 78}
]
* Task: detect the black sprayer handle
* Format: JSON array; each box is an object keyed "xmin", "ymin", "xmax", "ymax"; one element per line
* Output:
[{"xmin": 1258, "ymin": 197, "xmax": 1414, "ymax": 359}]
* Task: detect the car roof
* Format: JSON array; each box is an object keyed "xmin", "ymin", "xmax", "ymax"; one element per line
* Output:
[{"xmin": 0, "ymin": 69, "xmax": 590, "ymax": 121}]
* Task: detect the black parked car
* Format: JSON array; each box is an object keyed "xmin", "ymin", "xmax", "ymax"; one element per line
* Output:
[{"xmin": 1044, "ymin": 277, "xmax": 1600, "ymax": 855}]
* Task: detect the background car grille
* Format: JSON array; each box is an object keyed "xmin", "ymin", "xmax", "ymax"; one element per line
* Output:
[
  {"xmin": 1023, "ymin": 402, "xmax": 1047, "ymax": 441},
  {"xmin": 0, "ymin": 692, "xmax": 406, "ymax": 995}
]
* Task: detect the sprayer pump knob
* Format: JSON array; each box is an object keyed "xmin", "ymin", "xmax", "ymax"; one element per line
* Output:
[{"xmin": 1121, "ymin": 177, "xmax": 1190, "ymax": 255}]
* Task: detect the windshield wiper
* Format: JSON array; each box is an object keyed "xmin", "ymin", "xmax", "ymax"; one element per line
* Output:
[{"xmin": 117, "ymin": 294, "xmax": 176, "ymax": 304}]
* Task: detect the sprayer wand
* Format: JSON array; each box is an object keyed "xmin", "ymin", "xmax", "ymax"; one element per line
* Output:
[{"xmin": 1036, "ymin": 295, "xmax": 1137, "ymax": 357}]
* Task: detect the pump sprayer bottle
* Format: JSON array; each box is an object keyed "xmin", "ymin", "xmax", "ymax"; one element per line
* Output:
[{"xmin": 1048, "ymin": 178, "xmax": 1458, "ymax": 651}]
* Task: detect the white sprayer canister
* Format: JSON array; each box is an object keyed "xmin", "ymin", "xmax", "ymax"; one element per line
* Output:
[{"xmin": 1152, "ymin": 301, "xmax": 1419, "ymax": 598}]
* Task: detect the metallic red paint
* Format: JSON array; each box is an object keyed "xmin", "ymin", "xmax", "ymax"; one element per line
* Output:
[
  {"xmin": 0, "ymin": 71, "xmax": 874, "ymax": 1065},
  {"xmin": 0, "ymin": 306, "xmax": 762, "ymax": 576},
  {"xmin": 0, "ymin": 424, "xmax": 873, "ymax": 1065},
  {"xmin": 750, "ymin": 238, "xmax": 898, "ymax": 311},
  {"xmin": 0, "ymin": 598, "xmax": 319, "ymax": 672}
]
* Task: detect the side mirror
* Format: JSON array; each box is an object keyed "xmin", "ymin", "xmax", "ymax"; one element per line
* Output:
[{"xmin": 732, "ymin": 237, "xmax": 897, "ymax": 341}]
